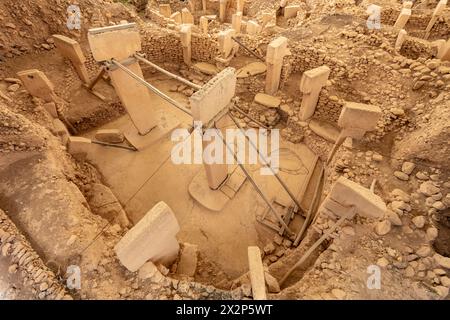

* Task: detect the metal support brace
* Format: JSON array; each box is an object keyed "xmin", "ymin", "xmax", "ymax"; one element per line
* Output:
[
  {"xmin": 109, "ymin": 59, "xmax": 192, "ymax": 116},
  {"xmin": 213, "ymin": 121, "xmax": 294, "ymax": 235},
  {"xmin": 134, "ymin": 53, "xmax": 201, "ymax": 90}
]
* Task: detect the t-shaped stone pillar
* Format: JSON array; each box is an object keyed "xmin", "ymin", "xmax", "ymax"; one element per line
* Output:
[
  {"xmin": 298, "ymin": 65, "xmax": 330, "ymax": 121},
  {"xmin": 327, "ymin": 102, "xmax": 382, "ymax": 163},
  {"xmin": 180, "ymin": 24, "xmax": 192, "ymax": 66},
  {"xmin": 232, "ymin": 12, "xmax": 242, "ymax": 33},
  {"xmin": 218, "ymin": 29, "xmax": 237, "ymax": 59},
  {"xmin": 53, "ymin": 35, "xmax": 90, "ymax": 84},
  {"xmin": 393, "ymin": 8, "xmax": 411, "ymax": 30},
  {"xmin": 181, "ymin": 8, "xmax": 194, "ymax": 24},
  {"xmin": 220, "ymin": 0, "xmax": 228, "ymax": 22},
  {"xmin": 114, "ymin": 201, "xmax": 180, "ymax": 271},
  {"xmin": 199, "ymin": 16, "xmax": 209, "ymax": 33},
  {"xmin": 425, "ymin": 0, "xmax": 447, "ymax": 39},
  {"xmin": 319, "ymin": 176, "xmax": 386, "ymax": 219},
  {"xmin": 189, "ymin": 68, "xmax": 237, "ymax": 190},
  {"xmin": 17, "ymin": 69, "xmax": 56, "ymax": 102},
  {"xmin": 265, "ymin": 36, "xmax": 290, "ymax": 95}
]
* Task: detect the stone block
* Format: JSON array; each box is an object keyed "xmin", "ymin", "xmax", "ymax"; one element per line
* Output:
[
  {"xmin": 177, "ymin": 243, "xmax": 198, "ymax": 277},
  {"xmin": 338, "ymin": 102, "xmax": 382, "ymax": 131},
  {"xmin": 248, "ymin": 246, "xmax": 267, "ymax": 300},
  {"xmin": 326, "ymin": 176, "xmax": 386, "ymax": 219},
  {"xmin": 17, "ymin": 69, "xmax": 55, "ymax": 102},
  {"xmin": 95, "ymin": 129, "xmax": 124, "ymax": 144},
  {"xmin": 115, "ymin": 201, "xmax": 180, "ymax": 272}
]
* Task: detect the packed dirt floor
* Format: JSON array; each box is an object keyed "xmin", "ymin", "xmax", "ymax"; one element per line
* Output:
[{"xmin": 0, "ymin": 0, "xmax": 449, "ymax": 300}]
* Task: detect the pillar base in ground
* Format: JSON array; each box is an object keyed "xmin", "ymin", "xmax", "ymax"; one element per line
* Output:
[
  {"xmin": 124, "ymin": 111, "xmax": 180, "ymax": 151},
  {"xmin": 188, "ymin": 166, "xmax": 246, "ymax": 212}
]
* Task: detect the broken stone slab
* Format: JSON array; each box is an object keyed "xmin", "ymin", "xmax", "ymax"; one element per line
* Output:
[
  {"xmin": 254, "ymin": 93, "xmax": 281, "ymax": 108},
  {"xmin": 17, "ymin": 69, "xmax": 55, "ymax": 103},
  {"xmin": 247, "ymin": 246, "xmax": 267, "ymax": 300},
  {"xmin": 52, "ymin": 119, "xmax": 69, "ymax": 145},
  {"xmin": 308, "ymin": 119, "xmax": 340, "ymax": 143},
  {"xmin": 94, "ymin": 129, "xmax": 124, "ymax": 144},
  {"xmin": 67, "ymin": 136, "xmax": 92, "ymax": 158},
  {"xmin": 177, "ymin": 243, "xmax": 198, "ymax": 277},
  {"xmin": 322, "ymin": 176, "xmax": 387, "ymax": 219},
  {"xmin": 87, "ymin": 183, "xmax": 130, "ymax": 227},
  {"xmin": 114, "ymin": 201, "xmax": 180, "ymax": 272},
  {"xmin": 43, "ymin": 102, "xmax": 58, "ymax": 118},
  {"xmin": 193, "ymin": 62, "xmax": 219, "ymax": 75},
  {"xmin": 236, "ymin": 62, "xmax": 267, "ymax": 78}
]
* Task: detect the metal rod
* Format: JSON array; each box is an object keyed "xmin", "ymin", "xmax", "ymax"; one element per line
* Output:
[
  {"xmin": 228, "ymin": 111, "xmax": 305, "ymax": 215},
  {"xmin": 91, "ymin": 140, "xmax": 137, "ymax": 151},
  {"xmin": 293, "ymin": 167, "xmax": 324, "ymax": 246},
  {"xmin": 231, "ymin": 105, "xmax": 269, "ymax": 129},
  {"xmin": 135, "ymin": 54, "xmax": 202, "ymax": 90},
  {"xmin": 213, "ymin": 123, "xmax": 293, "ymax": 235},
  {"xmin": 231, "ymin": 36, "xmax": 265, "ymax": 62},
  {"xmin": 87, "ymin": 68, "xmax": 106, "ymax": 90},
  {"xmin": 279, "ymin": 214, "xmax": 348, "ymax": 286},
  {"xmin": 110, "ymin": 59, "xmax": 193, "ymax": 116}
]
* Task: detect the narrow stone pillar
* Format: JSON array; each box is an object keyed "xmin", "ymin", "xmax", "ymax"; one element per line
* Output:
[
  {"xmin": 220, "ymin": 0, "xmax": 228, "ymax": 22},
  {"xmin": 53, "ymin": 35, "xmax": 90, "ymax": 84},
  {"xmin": 159, "ymin": 4, "xmax": 172, "ymax": 18},
  {"xmin": 265, "ymin": 36, "xmax": 289, "ymax": 95},
  {"xmin": 202, "ymin": 123, "xmax": 229, "ymax": 190},
  {"xmin": 202, "ymin": 0, "xmax": 207, "ymax": 11},
  {"xmin": 237, "ymin": 0, "xmax": 245, "ymax": 12},
  {"xmin": 232, "ymin": 12, "xmax": 242, "ymax": 33},
  {"xmin": 218, "ymin": 29, "xmax": 235, "ymax": 59},
  {"xmin": 180, "ymin": 24, "xmax": 192, "ymax": 66},
  {"xmin": 439, "ymin": 39, "xmax": 450, "ymax": 61},
  {"xmin": 181, "ymin": 8, "xmax": 194, "ymax": 24},
  {"xmin": 393, "ymin": 8, "xmax": 411, "ymax": 30},
  {"xmin": 17, "ymin": 69, "xmax": 56, "ymax": 102},
  {"xmin": 170, "ymin": 11, "xmax": 182, "ymax": 24},
  {"xmin": 248, "ymin": 246, "xmax": 267, "ymax": 300},
  {"xmin": 395, "ymin": 29, "xmax": 408, "ymax": 52},
  {"xmin": 199, "ymin": 16, "xmax": 209, "ymax": 34},
  {"xmin": 425, "ymin": 0, "xmax": 448, "ymax": 39},
  {"xmin": 246, "ymin": 20, "xmax": 261, "ymax": 35},
  {"xmin": 298, "ymin": 65, "xmax": 331, "ymax": 121}
]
